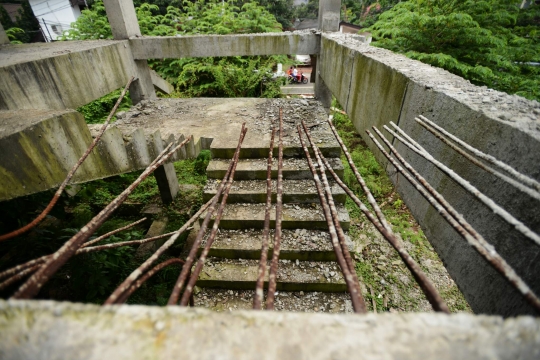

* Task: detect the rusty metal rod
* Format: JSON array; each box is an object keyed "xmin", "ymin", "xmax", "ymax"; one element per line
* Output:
[
  {"xmin": 301, "ymin": 120, "xmax": 367, "ymax": 313},
  {"xmin": 415, "ymin": 117, "xmax": 540, "ymax": 202},
  {"xmin": 115, "ymin": 258, "xmax": 186, "ymax": 304},
  {"xmin": 12, "ymin": 136, "xmax": 191, "ymax": 299},
  {"xmin": 81, "ymin": 218, "xmax": 147, "ymax": 248},
  {"xmin": 385, "ymin": 123, "xmax": 540, "ymax": 247},
  {"xmin": 417, "ymin": 115, "xmax": 540, "ymax": 192},
  {"xmin": 315, "ymin": 143, "xmax": 449, "ymax": 313},
  {"xmin": 297, "ymin": 125, "xmax": 367, "ymax": 313},
  {"xmin": 179, "ymin": 127, "xmax": 248, "ymax": 306},
  {"xmin": 254, "ymin": 127, "xmax": 276, "ymax": 310},
  {"xmin": 167, "ymin": 124, "xmax": 247, "ymax": 306},
  {"xmin": 266, "ymin": 108, "xmax": 284, "ymax": 311},
  {"xmin": 0, "ymin": 77, "xmax": 135, "ymax": 242},
  {"xmin": 369, "ymin": 127, "xmax": 540, "ymax": 312},
  {"xmin": 105, "ymin": 198, "xmax": 212, "ymax": 305},
  {"xmin": 0, "ymin": 265, "xmax": 40, "ymax": 291},
  {"xmin": 327, "ymin": 116, "xmax": 391, "ymax": 231}
]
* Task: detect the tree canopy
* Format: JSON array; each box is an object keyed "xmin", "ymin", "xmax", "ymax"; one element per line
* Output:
[{"xmin": 367, "ymin": 0, "xmax": 540, "ymax": 101}]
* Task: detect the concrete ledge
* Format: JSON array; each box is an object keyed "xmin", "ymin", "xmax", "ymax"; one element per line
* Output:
[
  {"xmin": 320, "ymin": 33, "xmax": 540, "ymax": 316},
  {"xmin": 130, "ymin": 32, "xmax": 320, "ymax": 59},
  {"xmin": 0, "ymin": 41, "xmax": 137, "ymax": 110},
  {"xmin": 1, "ymin": 300, "xmax": 539, "ymax": 359}
]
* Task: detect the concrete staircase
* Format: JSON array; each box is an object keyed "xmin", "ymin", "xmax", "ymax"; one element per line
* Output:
[{"xmin": 193, "ymin": 119, "xmax": 355, "ymax": 313}]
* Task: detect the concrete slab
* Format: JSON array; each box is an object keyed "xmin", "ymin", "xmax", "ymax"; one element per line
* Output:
[
  {"xmin": 206, "ymin": 157, "xmax": 344, "ymax": 180},
  {"xmin": 196, "ymin": 258, "xmax": 347, "ymax": 292},
  {"xmin": 202, "ymin": 203, "xmax": 350, "ymax": 230},
  {"xmin": 198, "ymin": 229, "xmax": 352, "ymax": 261},
  {"xmin": 1, "ymin": 300, "xmax": 539, "ymax": 359}
]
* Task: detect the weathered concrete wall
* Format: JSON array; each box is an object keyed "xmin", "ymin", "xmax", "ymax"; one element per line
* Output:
[
  {"xmin": 0, "ymin": 109, "xmax": 194, "ymax": 201},
  {"xmin": 1, "ymin": 300, "xmax": 539, "ymax": 359},
  {"xmin": 320, "ymin": 33, "xmax": 540, "ymax": 316},
  {"xmin": 130, "ymin": 32, "xmax": 320, "ymax": 59},
  {"xmin": 0, "ymin": 40, "xmax": 137, "ymax": 110}
]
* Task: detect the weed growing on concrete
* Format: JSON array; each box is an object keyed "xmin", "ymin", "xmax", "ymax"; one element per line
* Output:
[{"xmin": 332, "ymin": 103, "xmax": 471, "ymax": 313}]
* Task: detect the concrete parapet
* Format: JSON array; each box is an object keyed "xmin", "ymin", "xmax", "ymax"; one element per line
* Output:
[
  {"xmin": 320, "ymin": 33, "xmax": 540, "ymax": 316},
  {"xmin": 0, "ymin": 300, "xmax": 539, "ymax": 359},
  {"xmin": 0, "ymin": 41, "xmax": 138, "ymax": 110},
  {"xmin": 130, "ymin": 32, "xmax": 320, "ymax": 59}
]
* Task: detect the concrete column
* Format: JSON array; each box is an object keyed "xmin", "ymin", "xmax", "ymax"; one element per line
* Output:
[
  {"xmin": 0, "ymin": 22, "xmax": 10, "ymax": 45},
  {"xmin": 102, "ymin": 0, "xmax": 156, "ymax": 104},
  {"xmin": 314, "ymin": 0, "xmax": 341, "ymax": 110},
  {"xmin": 154, "ymin": 164, "xmax": 179, "ymax": 204}
]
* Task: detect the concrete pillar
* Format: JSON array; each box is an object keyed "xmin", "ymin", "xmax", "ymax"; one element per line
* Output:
[
  {"xmin": 102, "ymin": 0, "xmax": 156, "ymax": 104},
  {"xmin": 0, "ymin": 22, "xmax": 10, "ymax": 45},
  {"xmin": 314, "ymin": 0, "xmax": 341, "ymax": 110},
  {"xmin": 154, "ymin": 164, "xmax": 179, "ymax": 204}
]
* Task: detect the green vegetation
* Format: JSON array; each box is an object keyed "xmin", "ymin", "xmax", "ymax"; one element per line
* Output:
[
  {"xmin": 76, "ymin": 89, "xmax": 133, "ymax": 124},
  {"xmin": 0, "ymin": 152, "xmax": 209, "ymax": 304},
  {"xmin": 0, "ymin": 0, "xmax": 40, "ymax": 43},
  {"xmin": 331, "ymin": 101, "xmax": 470, "ymax": 313}
]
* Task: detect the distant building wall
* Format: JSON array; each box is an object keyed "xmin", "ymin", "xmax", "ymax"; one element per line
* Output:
[{"xmin": 29, "ymin": 0, "xmax": 81, "ymax": 41}]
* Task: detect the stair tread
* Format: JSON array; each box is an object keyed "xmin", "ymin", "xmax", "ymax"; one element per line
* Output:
[
  {"xmin": 199, "ymin": 228, "xmax": 352, "ymax": 261},
  {"xmin": 196, "ymin": 258, "xmax": 347, "ymax": 292},
  {"xmin": 193, "ymin": 288, "xmax": 354, "ymax": 313}
]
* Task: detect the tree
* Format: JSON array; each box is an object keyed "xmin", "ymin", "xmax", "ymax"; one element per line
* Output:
[{"xmin": 367, "ymin": 0, "xmax": 540, "ymax": 101}]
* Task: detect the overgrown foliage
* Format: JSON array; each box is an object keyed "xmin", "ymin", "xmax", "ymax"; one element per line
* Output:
[
  {"xmin": 367, "ymin": 0, "xmax": 540, "ymax": 101},
  {"xmin": 76, "ymin": 89, "xmax": 132, "ymax": 124},
  {"xmin": 0, "ymin": 0, "xmax": 40, "ymax": 43}
]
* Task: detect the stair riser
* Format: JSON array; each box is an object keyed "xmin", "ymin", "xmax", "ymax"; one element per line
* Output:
[
  {"xmin": 204, "ymin": 219, "xmax": 350, "ymax": 231},
  {"xmin": 196, "ymin": 280, "xmax": 347, "ymax": 292},
  {"xmin": 211, "ymin": 146, "xmax": 341, "ymax": 160},
  {"xmin": 203, "ymin": 192, "xmax": 346, "ymax": 204},
  {"xmin": 206, "ymin": 169, "xmax": 344, "ymax": 181},
  {"xmin": 197, "ymin": 248, "xmax": 347, "ymax": 262}
]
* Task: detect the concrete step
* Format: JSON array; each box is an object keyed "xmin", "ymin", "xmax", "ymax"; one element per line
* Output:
[
  {"xmin": 194, "ymin": 288, "xmax": 353, "ymax": 313},
  {"xmin": 202, "ymin": 203, "xmax": 350, "ymax": 230},
  {"xmin": 206, "ymin": 157, "xmax": 343, "ymax": 180},
  {"xmin": 203, "ymin": 179, "xmax": 346, "ymax": 204},
  {"xmin": 210, "ymin": 142, "xmax": 340, "ymax": 159},
  {"xmin": 196, "ymin": 258, "xmax": 347, "ymax": 292},
  {"xmin": 198, "ymin": 229, "xmax": 353, "ymax": 261}
]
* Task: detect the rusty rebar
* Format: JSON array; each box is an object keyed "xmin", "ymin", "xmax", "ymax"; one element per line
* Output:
[
  {"xmin": 415, "ymin": 117, "xmax": 540, "ymax": 202},
  {"xmin": 266, "ymin": 108, "xmax": 284, "ymax": 311},
  {"xmin": 297, "ymin": 125, "xmax": 367, "ymax": 313},
  {"xmin": 105, "ymin": 198, "xmax": 212, "ymax": 305},
  {"xmin": 0, "ymin": 77, "xmax": 135, "ymax": 242},
  {"xmin": 315, "ymin": 143, "xmax": 449, "ymax": 313},
  {"xmin": 327, "ymin": 116, "xmax": 391, "ymax": 231},
  {"xmin": 179, "ymin": 127, "xmax": 248, "ymax": 306},
  {"xmin": 167, "ymin": 124, "xmax": 247, "ymax": 306},
  {"xmin": 417, "ymin": 115, "xmax": 540, "ymax": 192},
  {"xmin": 0, "ymin": 265, "xmax": 40, "ymax": 291},
  {"xmin": 385, "ymin": 123, "xmax": 540, "ymax": 247},
  {"xmin": 369, "ymin": 127, "xmax": 540, "ymax": 312},
  {"xmin": 81, "ymin": 218, "xmax": 147, "ymax": 248},
  {"xmin": 254, "ymin": 127, "xmax": 276, "ymax": 310},
  {"xmin": 115, "ymin": 258, "xmax": 186, "ymax": 304},
  {"xmin": 12, "ymin": 136, "xmax": 191, "ymax": 299}
]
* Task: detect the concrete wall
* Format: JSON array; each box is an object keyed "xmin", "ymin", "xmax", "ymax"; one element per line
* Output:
[
  {"xmin": 130, "ymin": 32, "xmax": 320, "ymax": 59},
  {"xmin": 0, "ymin": 40, "xmax": 137, "ymax": 110},
  {"xmin": 320, "ymin": 33, "xmax": 540, "ymax": 316},
  {"xmin": 1, "ymin": 300, "xmax": 539, "ymax": 359}
]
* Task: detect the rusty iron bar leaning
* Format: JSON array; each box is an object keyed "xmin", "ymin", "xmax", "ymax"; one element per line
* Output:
[
  {"xmin": 115, "ymin": 258, "xmax": 186, "ymax": 304},
  {"xmin": 253, "ymin": 127, "xmax": 276, "ymax": 310},
  {"xmin": 415, "ymin": 117, "xmax": 540, "ymax": 202},
  {"xmin": 297, "ymin": 125, "xmax": 367, "ymax": 313},
  {"xmin": 369, "ymin": 127, "xmax": 540, "ymax": 313},
  {"xmin": 81, "ymin": 218, "xmax": 147, "ymax": 248},
  {"xmin": 314, "ymin": 142, "xmax": 449, "ymax": 313},
  {"xmin": 301, "ymin": 120, "xmax": 368, "ymax": 313},
  {"xmin": 327, "ymin": 116, "xmax": 390, "ymax": 231},
  {"xmin": 0, "ymin": 77, "xmax": 135, "ymax": 242},
  {"xmin": 179, "ymin": 127, "xmax": 248, "ymax": 306},
  {"xmin": 105, "ymin": 199, "xmax": 212, "ymax": 305},
  {"xmin": 167, "ymin": 124, "xmax": 247, "ymax": 306},
  {"xmin": 385, "ymin": 122, "xmax": 540, "ymax": 247},
  {"xmin": 0, "ymin": 265, "xmax": 40, "ymax": 291},
  {"xmin": 265, "ymin": 108, "xmax": 284, "ymax": 311},
  {"xmin": 417, "ymin": 115, "xmax": 540, "ymax": 192},
  {"xmin": 12, "ymin": 135, "xmax": 191, "ymax": 300}
]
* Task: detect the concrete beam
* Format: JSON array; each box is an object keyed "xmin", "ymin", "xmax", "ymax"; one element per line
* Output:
[
  {"xmin": 103, "ymin": 0, "xmax": 141, "ymax": 39},
  {"xmin": 0, "ymin": 41, "xmax": 137, "ymax": 110},
  {"xmin": 1, "ymin": 300, "xmax": 539, "ymax": 359},
  {"xmin": 318, "ymin": 0, "xmax": 341, "ymax": 32},
  {"xmin": 0, "ymin": 22, "xmax": 9, "ymax": 45},
  {"xmin": 150, "ymin": 69, "xmax": 174, "ymax": 94},
  {"xmin": 320, "ymin": 33, "xmax": 540, "ymax": 316},
  {"xmin": 129, "ymin": 32, "xmax": 320, "ymax": 59}
]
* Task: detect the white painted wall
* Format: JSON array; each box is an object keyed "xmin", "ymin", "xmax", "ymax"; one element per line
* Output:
[{"xmin": 29, "ymin": 0, "xmax": 81, "ymax": 41}]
